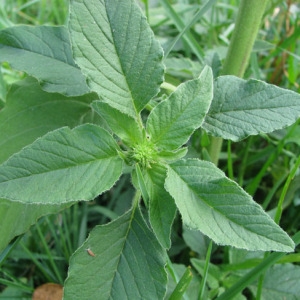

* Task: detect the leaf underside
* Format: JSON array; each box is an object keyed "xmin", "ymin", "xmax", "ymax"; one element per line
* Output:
[{"xmin": 0, "ymin": 25, "xmax": 89, "ymax": 96}]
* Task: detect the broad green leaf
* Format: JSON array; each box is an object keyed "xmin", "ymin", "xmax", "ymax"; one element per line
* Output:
[
  {"xmin": 69, "ymin": 0, "xmax": 164, "ymax": 119},
  {"xmin": 143, "ymin": 163, "xmax": 177, "ymax": 249},
  {"xmin": 92, "ymin": 101, "xmax": 143, "ymax": 145},
  {"xmin": 0, "ymin": 124, "xmax": 123, "ymax": 204},
  {"xmin": 250, "ymin": 264, "xmax": 300, "ymax": 300},
  {"xmin": 147, "ymin": 66, "xmax": 213, "ymax": 150},
  {"xmin": 0, "ymin": 77, "xmax": 98, "ymax": 252},
  {"xmin": 64, "ymin": 205, "xmax": 167, "ymax": 299},
  {"xmin": 0, "ymin": 199, "xmax": 72, "ymax": 253},
  {"xmin": 165, "ymin": 159, "xmax": 295, "ymax": 252},
  {"xmin": 202, "ymin": 76, "xmax": 300, "ymax": 141},
  {"xmin": 0, "ymin": 26, "xmax": 89, "ymax": 96},
  {"xmin": 0, "ymin": 77, "xmax": 98, "ymax": 164}
]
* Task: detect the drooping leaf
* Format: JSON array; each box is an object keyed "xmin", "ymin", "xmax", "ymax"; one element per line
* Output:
[
  {"xmin": 69, "ymin": 0, "xmax": 164, "ymax": 119},
  {"xmin": 202, "ymin": 76, "xmax": 300, "ymax": 141},
  {"xmin": 147, "ymin": 66, "xmax": 213, "ymax": 150},
  {"xmin": 0, "ymin": 26, "xmax": 89, "ymax": 96},
  {"xmin": 0, "ymin": 77, "xmax": 98, "ymax": 164},
  {"xmin": 92, "ymin": 101, "xmax": 143, "ymax": 145},
  {"xmin": 143, "ymin": 163, "xmax": 177, "ymax": 249},
  {"xmin": 64, "ymin": 205, "xmax": 167, "ymax": 299},
  {"xmin": 0, "ymin": 124, "xmax": 123, "ymax": 204},
  {"xmin": 0, "ymin": 199, "xmax": 72, "ymax": 253},
  {"xmin": 165, "ymin": 159, "xmax": 295, "ymax": 252},
  {"xmin": 250, "ymin": 264, "xmax": 300, "ymax": 300}
]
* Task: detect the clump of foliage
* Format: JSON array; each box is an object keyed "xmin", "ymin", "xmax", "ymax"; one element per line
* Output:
[{"xmin": 0, "ymin": 0, "xmax": 300, "ymax": 299}]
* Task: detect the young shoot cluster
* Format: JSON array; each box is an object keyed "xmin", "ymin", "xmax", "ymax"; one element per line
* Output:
[{"xmin": 126, "ymin": 139, "xmax": 157, "ymax": 169}]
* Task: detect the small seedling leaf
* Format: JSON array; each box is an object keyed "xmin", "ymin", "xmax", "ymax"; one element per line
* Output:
[
  {"xmin": 92, "ymin": 101, "xmax": 143, "ymax": 145},
  {"xmin": 147, "ymin": 66, "xmax": 213, "ymax": 150}
]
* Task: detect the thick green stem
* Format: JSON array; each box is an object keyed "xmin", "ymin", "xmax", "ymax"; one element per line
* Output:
[
  {"xmin": 222, "ymin": 0, "xmax": 269, "ymax": 77},
  {"xmin": 208, "ymin": 0, "xmax": 269, "ymax": 165}
]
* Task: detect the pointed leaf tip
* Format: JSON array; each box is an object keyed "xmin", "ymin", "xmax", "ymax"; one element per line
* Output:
[
  {"xmin": 0, "ymin": 124, "xmax": 123, "ymax": 204},
  {"xmin": 165, "ymin": 159, "xmax": 295, "ymax": 252}
]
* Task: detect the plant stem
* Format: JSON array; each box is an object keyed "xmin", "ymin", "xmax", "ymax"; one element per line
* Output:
[
  {"xmin": 222, "ymin": 0, "xmax": 269, "ymax": 77},
  {"xmin": 274, "ymin": 154, "xmax": 300, "ymax": 224},
  {"xmin": 208, "ymin": 0, "xmax": 269, "ymax": 165}
]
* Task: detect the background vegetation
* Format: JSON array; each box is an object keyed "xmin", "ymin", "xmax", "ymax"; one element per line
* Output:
[{"xmin": 0, "ymin": 0, "xmax": 299, "ymax": 299}]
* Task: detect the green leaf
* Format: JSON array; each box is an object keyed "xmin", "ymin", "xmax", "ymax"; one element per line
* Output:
[
  {"xmin": 0, "ymin": 77, "xmax": 98, "ymax": 164},
  {"xmin": 0, "ymin": 124, "xmax": 123, "ymax": 204},
  {"xmin": 64, "ymin": 205, "xmax": 167, "ymax": 299},
  {"xmin": 0, "ymin": 199, "xmax": 71, "ymax": 253},
  {"xmin": 0, "ymin": 77, "xmax": 97, "ymax": 252},
  {"xmin": 0, "ymin": 69, "xmax": 6, "ymax": 103},
  {"xmin": 135, "ymin": 163, "xmax": 150, "ymax": 206},
  {"xmin": 166, "ymin": 264, "xmax": 201, "ymax": 300},
  {"xmin": 157, "ymin": 147, "xmax": 188, "ymax": 163},
  {"xmin": 147, "ymin": 66, "xmax": 213, "ymax": 150},
  {"xmin": 165, "ymin": 159, "xmax": 295, "ymax": 252},
  {"xmin": 202, "ymin": 76, "xmax": 300, "ymax": 141},
  {"xmin": 169, "ymin": 266, "xmax": 193, "ymax": 300},
  {"xmin": 191, "ymin": 259, "xmax": 220, "ymax": 290},
  {"xmin": 250, "ymin": 264, "xmax": 300, "ymax": 300},
  {"xmin": 142, "ymin": 163, "xmax": 177, "ymax": 249},
  {"xmin": 0, "ymin": 26, "xmax": 89, "ymax": 96},
  {"xmin": 92, "ymin": 101, "xmax": 143, "ymax": 145},
  {"xmin": 69, "ymin": 0, "xmax": 164, "ymax": 118}
]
